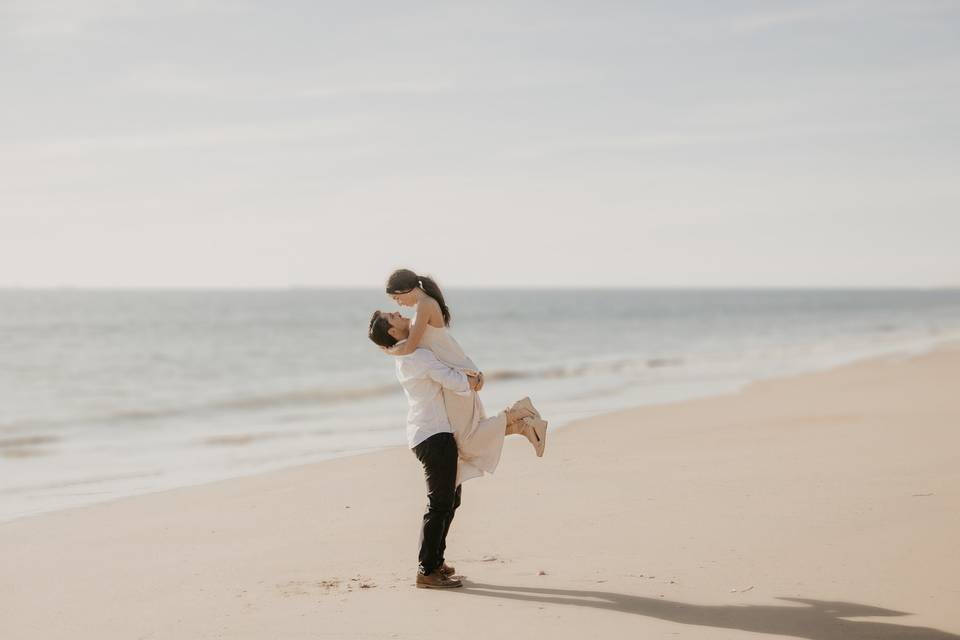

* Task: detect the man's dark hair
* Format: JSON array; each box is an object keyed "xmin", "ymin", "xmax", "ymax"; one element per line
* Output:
[{"xmin": 368, "ymin": 310, "xmax": 398, "ymax": 348}]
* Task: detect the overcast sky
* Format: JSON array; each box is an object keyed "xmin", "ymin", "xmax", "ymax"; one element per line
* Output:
[{"xmin": 2, "ymin": 1, "xmax": 958, "ymax": 288}]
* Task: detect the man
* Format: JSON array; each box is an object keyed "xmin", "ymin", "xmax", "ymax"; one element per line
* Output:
[{"xmin": 368, "ymin": 310, "xmax": 534, "ymax": 589}]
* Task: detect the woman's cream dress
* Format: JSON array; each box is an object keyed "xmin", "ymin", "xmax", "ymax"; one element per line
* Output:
[{"xmin": 416, "ymin": 322, "xmax": 507, "ymax": 485}]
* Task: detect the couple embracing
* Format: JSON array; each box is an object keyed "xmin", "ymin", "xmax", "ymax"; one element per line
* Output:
[{"xmin": 367, "ymin": 269, "xmax": 549, "ymax": 589}]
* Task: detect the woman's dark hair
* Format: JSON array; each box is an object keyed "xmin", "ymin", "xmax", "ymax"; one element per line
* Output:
[
  {"xmin": 368, "ymin": 311, "xmax": 398, "ymax": 348},
  {"xmin": 386, "ymin": 269, "xmax": 451, "ymax": 326}
]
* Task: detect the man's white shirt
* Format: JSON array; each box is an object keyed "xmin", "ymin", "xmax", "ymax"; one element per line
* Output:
[{"xmin": 395, "ymin": 348, "xmax": 471, "ymax": 449}]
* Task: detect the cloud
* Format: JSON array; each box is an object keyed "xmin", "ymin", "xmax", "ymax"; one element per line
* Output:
[
  {"xmin": 299, "ymin": 80, "xmax": 458, "ymax": 99},
  {"xmin": 727, "ymin": 0, "xmax": 959, "ymax": 35},
  {"xmin": 2, "ymin": 0, "xmax": 246, "ymax": 40},
  {"xmin": 2, "ymin": 117, "xmax": 361, "ymax": 157},
  {"xmin": 728, "ymin": 2, "xmax": 863, "ymax": 34}
]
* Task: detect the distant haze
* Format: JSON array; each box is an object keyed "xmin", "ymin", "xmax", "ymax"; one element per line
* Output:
[{"xmin": 2, "ymin": 1, "xmax": 958, "ymax": 288}]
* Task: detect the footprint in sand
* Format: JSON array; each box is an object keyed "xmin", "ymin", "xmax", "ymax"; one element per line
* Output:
[{"xmin": 276, "ymin": 577, "xmax": 376, "ymax": 596}]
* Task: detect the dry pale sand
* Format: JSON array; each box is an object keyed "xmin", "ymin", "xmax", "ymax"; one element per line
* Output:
[{"xmin": 2, "ymin": 343, "xmax": 959, "ymax": 639}]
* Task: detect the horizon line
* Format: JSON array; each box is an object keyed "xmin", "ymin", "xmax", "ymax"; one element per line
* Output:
[{"xmin": 1, "ymin": 284, "xmax": 958, "ymax": 292}]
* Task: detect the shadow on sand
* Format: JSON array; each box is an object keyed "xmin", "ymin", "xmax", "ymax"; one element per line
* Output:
[{"xmin": 452, "ymin": 582, "xmax": 958, "ymax": 639}]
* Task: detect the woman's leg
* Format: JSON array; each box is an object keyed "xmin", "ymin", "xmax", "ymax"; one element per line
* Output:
[
  {"xmin": 503, "ymin": 405, "xmax": 534, "ymax": 434},
  {"xmin": 503, "ymin": 401, "xmax": 547, "ymax": 456}
]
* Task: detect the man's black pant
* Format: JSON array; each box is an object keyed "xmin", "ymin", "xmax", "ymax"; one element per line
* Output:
[{"xmin": 412, "ymin": 432, "xmax": 462, "ymax": 575}]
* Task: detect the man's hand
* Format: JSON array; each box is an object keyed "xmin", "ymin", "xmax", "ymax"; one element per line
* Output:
[
  {"xmin": 467, "ymin": 374, "xmax": 481, "ymax": 391},
  {"xmin": 475, "ymin": 372, "xmax": 484, "ymax": 391}
]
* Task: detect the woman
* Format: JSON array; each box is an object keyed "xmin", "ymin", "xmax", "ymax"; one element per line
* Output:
[{"xmin": 383, "ymin": 268, "xmax": 548, "ymax": 483}]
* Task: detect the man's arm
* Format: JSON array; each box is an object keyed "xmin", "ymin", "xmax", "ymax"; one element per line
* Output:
[{"xmin": 423, "ymin": 355, "xmax": 474, "ymax": 393}]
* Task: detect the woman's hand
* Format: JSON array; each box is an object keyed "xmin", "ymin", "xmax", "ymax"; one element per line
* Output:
[
  {"xmin": 386, "ymin": 339, "xmax": 415, "ymax": 356},
  {"xmin": 467, "ymin": 372, "xmax": 484, "ymax": 391}
]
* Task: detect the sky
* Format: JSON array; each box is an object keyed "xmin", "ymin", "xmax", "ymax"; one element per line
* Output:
[{"xmin": 1, "ymin": 0, "xmax": 958, "ymax": 288}]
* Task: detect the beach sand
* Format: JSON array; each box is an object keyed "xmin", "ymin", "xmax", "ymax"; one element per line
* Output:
[{"xmin": 2, "ymin": 343, "xmax": 959, "ymax": 639}]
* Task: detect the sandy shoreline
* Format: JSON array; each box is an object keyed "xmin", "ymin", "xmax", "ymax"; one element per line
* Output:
[{"xmin": 2, "ymin": 343, "xmax": 959, "ymax": 639}]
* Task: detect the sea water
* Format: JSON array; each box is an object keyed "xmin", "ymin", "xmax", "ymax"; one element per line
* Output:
[{"xmin": 2, "ymin": 288, "xmax": 960, "ymax": 522}]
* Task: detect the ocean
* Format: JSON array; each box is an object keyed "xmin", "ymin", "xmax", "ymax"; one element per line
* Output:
[{"xmin": 3, "ymin": 288, "xmax": 960, "ymax": 522}]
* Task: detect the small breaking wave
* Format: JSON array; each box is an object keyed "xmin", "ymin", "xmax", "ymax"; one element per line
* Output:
[
  {"xmin": 483, "ymin": 355, "xmax": 684, "ymax": 382},
  {"xmin": 0, "ymin": 434, "xmax": 59, "ymax": 459},
  {"xmin": 0, "ymin": 470, "xmax": 164, "ymax": 496},
  {"xmin": 0, "ymin": 383, "xmax": 405, "ymax": 432}
]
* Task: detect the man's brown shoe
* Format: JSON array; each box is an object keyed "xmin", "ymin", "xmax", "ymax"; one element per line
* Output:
[
  {"xmin": 439, "ymin": 562, "xmax": 456, "ymax": 577},
  {"xmin": 416, "ymin": 571, "xmax": 462, "ymax": 589}
]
